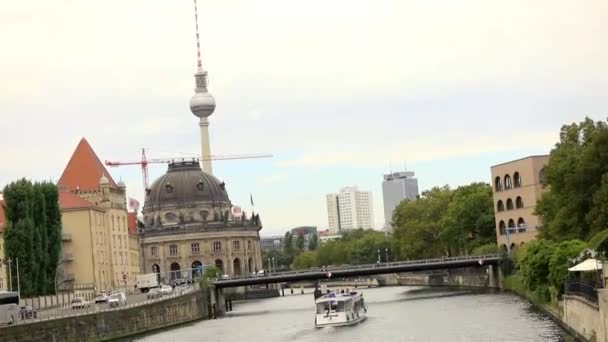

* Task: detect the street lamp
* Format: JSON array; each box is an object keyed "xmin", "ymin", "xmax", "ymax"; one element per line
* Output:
[
  {"xmin": 377, "ymin": 249, "xmax": 381, "ymax": 263},
  {"xmin": 385, "ymin": 248, "xmax": 389, "ymax": 262},
  {"xmin": 505, "ymin": 224, "xmax": 537, "ymax": 254}
]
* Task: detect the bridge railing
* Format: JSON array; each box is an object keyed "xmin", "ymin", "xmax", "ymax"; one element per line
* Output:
[{"xmin": 214, "ymin": 254, "xmax": 501, "ymax": 282}]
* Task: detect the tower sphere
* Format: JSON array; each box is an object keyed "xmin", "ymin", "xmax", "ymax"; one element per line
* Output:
[{"xmin": 190, "ymin": 92, "xmax": 216, "ymax": 118}]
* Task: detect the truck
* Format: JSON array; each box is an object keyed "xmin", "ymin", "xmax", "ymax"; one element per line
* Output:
[{"xmin": 135, "ymin": 273, "xmax": 160, "ymax": 293}]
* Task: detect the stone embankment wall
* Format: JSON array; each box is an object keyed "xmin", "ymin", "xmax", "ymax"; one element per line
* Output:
[
  {"xmin": 397, "ymin": 266, "xmax": 496, "ymax": 288},
  {"xmin": 561, "ymin": 295, "xmax": 600, "ymax": 341},
  {"xmin": 0, "ymin": 290, "xmax": 206, "ymax": 342}
]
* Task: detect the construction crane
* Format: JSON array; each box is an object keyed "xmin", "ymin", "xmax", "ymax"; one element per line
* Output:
[{"xmin": 105, "ymin": 148, "xmax": 272, "ymax": 192}]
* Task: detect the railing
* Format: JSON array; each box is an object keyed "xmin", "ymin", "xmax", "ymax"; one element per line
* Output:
[
  {"xmin": 565, "ymin": 279, "xmax": 599, "ymax": 304},
  {"xmin": 213, "ymin": 254, "xmax": 502, "ymax": 282},
  {"xmin": 0, "ymin": 283, "xmax": 200, "ymax": 328}
]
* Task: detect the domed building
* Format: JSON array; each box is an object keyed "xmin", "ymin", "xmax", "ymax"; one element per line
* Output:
[{"xmin": 140, "ymin": 160, "xmax": 263, "ymax": 281}]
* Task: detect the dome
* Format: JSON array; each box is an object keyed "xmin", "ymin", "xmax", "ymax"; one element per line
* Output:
[
  {"xmin": 99, "ymin": 175, "xmax": 109, "ymax": 185},
  {"xmin": 117, "ymin": 180, "xmax": 126, "ymax": 189},
  {"xmin": 143, "ymin": 160, "xmax": 230, "ymax": 212},
  {"xmin": 190, "ymin": 92, "xmax": 216, "ymax": 118}
]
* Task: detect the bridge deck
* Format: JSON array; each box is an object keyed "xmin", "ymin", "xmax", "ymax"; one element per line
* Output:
[{"xmin": 211, "ymin": 254, "xmax": 501, "ymax": 288}]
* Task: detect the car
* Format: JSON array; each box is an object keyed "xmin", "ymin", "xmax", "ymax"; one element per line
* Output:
[
  {"xmin": 220, "ymin": 274, "xmax": 230, "ymax": 280},
  {"xmin": 159, "ymin": 285, "xmax": 173, "ymax": 296},
  {"xmin": 71, "ymin": 297, "xmax": 89, "ymax": 310},
  {"xmin": 146, "ymin": 288, "xmax": 161, "ymax": 300},
  {"xmin": 94, "ymin": 293, "xmax": 109, "ymax": 304},
  {"xmin": 107, "ymin": 293, "xmax": 127, "ymax": 308},
  {"xmin": 20, "ymin": 305, "xmax": 37, "ymax": 320}
]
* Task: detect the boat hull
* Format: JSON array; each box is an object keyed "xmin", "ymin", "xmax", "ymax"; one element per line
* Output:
[{"xmin": 315, "ymin": 314, "xmax": 367, "ymax": 328}]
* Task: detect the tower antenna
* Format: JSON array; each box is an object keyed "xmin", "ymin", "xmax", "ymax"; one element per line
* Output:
[{"xmin": 193, "ymin": 0, "xmax": 203, "ymax": 73}]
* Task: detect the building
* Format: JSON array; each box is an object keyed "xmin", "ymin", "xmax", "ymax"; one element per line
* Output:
[
  {"xmin": 260, "ymin": 236, "xmax": 284, "ymax": 253},
  {"xmin": 319, "ymin": 229, "xmax": 341, "ymax": 244},
  {"xmin": 57, "ymin": 138, "xmax": 141, "ymax": 292},
  {"xmin": 139, "ymin": 160, "xmax": 263, "ymax": 279},
  {"xmin": 0, "ymin": 198, "xmax": 6, "ymax": 290},
  {"xmin": 326, "ymin": 187, "xmax": 374, "ymax": 233},
  {"xmin": 491, "ymin": 155, "xmax": 549, "ymax": 251},
  {"xmin": 290, "ymin": 226, "xmax": 318, "ymax": 250},
  {"xmin": 382, "ymin": 171, "xmax": 419, "ymax": 235}
]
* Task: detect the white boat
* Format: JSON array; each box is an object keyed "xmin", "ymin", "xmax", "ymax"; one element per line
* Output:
[{"xmin": 315, "ymin": 291, "xmax": 367, "ymax": 328}]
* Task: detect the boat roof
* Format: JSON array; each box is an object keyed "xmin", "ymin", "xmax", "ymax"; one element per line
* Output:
[{"xmin": 316, "ymin": 292, "xmax": 359, "ymax": 303}]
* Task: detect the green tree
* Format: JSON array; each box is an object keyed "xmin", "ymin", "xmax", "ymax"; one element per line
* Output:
[
  {"xmin": 308, "ymin": 233, "xmax": 319, "ymax": 251},
  {"xmin": 284, "ymin": 232, "xmax": 294, "ymax": 255},
  {"xmin": 548, "ymin": 240, "xmax": 586, "ymax": 299},
  {"xmin": 41, "ymin": 182, "xmax": 62, "ymax": 294},
  {"xmin": 295, "ymin": 233, "xmax": 305, "ymax": 251},
  {"xmin": 537, "ymin": 117, "xmax": 608, "ymax": 241},
  {"xmin": 293, "ymin": 251, "xmax": 318, "ymax": 269}
]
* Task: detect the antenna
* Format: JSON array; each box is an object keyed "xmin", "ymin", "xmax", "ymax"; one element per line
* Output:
[{"xmin": 193, "ymin": 0, "xmax": 203, "ymax": 72}]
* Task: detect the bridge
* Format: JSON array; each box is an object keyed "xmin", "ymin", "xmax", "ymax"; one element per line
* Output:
[{"xmin": 211, "ymin": 254, "xmax": 502, "ymax": 288}]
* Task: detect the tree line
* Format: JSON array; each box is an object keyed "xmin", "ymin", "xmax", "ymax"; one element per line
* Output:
[{"xmin": 3, "ymin": 179, "xmax": 62, "ymax": 296}]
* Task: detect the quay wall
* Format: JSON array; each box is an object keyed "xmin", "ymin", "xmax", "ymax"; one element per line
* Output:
[{"xmin": 0, "ymin": 290, "xmax": 206, "ymax": 342}]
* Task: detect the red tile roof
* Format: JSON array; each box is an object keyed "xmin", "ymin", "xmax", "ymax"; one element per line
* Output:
[
  {"xmin": 58, "ymin": 192, "xmax": 95, "ymax": 210},
  {"xmin": 0, "ymin": 200, "xmax": 5, "ymax": 233},
  {"xmin": 58, "ymin": 138, "xmax": 117, "ymax": 192},
  {"xmin": 127, "ymin": 212, "xmax": 138, "ymax": 235}
]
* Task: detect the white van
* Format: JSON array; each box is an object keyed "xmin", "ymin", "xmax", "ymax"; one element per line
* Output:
[
  {"xmin": 136, "ymin": 273, "xmax": 160, "ymax": 293},
  {"xmin": 0, "ymin": 291, "xmax": 19, "ymax": 325}
]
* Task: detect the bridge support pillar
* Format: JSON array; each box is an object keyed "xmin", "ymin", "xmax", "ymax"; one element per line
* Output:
[
  {"xmin": 488, "ymin": 265, "xmax": 503, "ymax": 289},
  {"xmin": 210, "ymin": 286, "xmax": 225, "ymax": 318}
]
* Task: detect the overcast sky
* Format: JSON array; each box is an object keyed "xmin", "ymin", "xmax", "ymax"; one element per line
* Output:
[{"xmin": 1, "ymin": 1, "xmax": 607, "ymax": 236}]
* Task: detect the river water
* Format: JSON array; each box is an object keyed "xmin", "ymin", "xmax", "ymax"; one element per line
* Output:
[{"xmin": 138, "ymin": 287, "xmax": 570, "ymax": 342}]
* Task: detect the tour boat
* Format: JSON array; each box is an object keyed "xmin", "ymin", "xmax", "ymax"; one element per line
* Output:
[{"xmin": 314, "ymin": 291, "xmax": 367, "ymax": 328}]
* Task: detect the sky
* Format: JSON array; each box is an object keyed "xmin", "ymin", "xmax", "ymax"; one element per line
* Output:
[{"xmin": 1, "ymin": 1, "xmax": 607, "ymax": 236}]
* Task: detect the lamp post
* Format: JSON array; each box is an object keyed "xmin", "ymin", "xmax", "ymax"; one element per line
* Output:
[
  {"xmin": 377, "ymin": 249, "xmax": 381, "ymax": 263},
  {"xmin": 505, "ymin": 224, "xmax": 537, "ymax": 254},
  {"xmin": 385, "ymin": 248, "xmax": 389, "ymax": 262}
]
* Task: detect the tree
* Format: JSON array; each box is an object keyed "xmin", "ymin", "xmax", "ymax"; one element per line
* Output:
[
  {"xmin": 295, "ymin": 233, "xmax": 305, "ymax": 251},
  {"xmin": 293, "ymin": 251, "xmax": 318, "ymax": 269},
  {"xmin": 284, "ymin": 232, "xmax": 294, "ymax": 255},
  {"xmin": 308, "ymin": 233, "xmax": 319, "ymax": 251},
  {"xmin": 40, "ymin": 182, "xmax": 62, "ymax": 294},
  {"xmin": 537, "ymin": 118, "xmax": 608, "ymax": 241}
]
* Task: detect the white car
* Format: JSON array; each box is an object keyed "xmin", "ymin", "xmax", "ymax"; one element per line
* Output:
[
  {"xmin": 159, "ymin": 285, "xmax": 173, "ymax": 296},
  {"xmin": 94, "ymin": 293, "xmax": 109, "ymax": 304},
  {"xmin": 108, "ymin": 293, "xmax": 127, "ymax": 308},
  {"xmin": 71, "ymin": 297, "xmax": 90, "ymax": 309}
]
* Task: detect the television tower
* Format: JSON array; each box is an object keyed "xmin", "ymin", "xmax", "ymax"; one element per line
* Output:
[{"xmin": 189, "ymin": 0, "xmax": 216, "ymax": 174}]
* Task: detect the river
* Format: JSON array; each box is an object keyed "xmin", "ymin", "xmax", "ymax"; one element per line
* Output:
[{"xmin": 138, "ymin": 287, "xmax": 570, "ymax": 342}]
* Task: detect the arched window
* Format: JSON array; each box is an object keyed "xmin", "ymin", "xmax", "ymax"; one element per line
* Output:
[
  {"xmin": 510, "ymin": 243, "xmax": 516, "ymax": 251},
  {"xmin": 170, "ymin": 262, "xmax": 180, "ymax": 281},
  {"xmin": 192, "ymin": 260, "xmax": 203, "ymax": 279},
  {"xmin": 517, "ymin": 217, "xmax": 526, "ymax": 232},
  {"xmin": 233, "ymin": 258, "xmax": 242, "ymax": 276},
  {"xmin": 506, "ymin": 198, "xmax": 514, "ymax": 210},
  {"xmin": 504, "ymin": 175, "xmax": 512, "ymax": 190},
  {"xmin": 497, "ymin": 200, "xmax": 505, "ymax": 212},
  {"xmin": 499, "ymin": 221, "xmax": 506, "ymax": 235},
  {"xmin": 516, "ymin": 196, "xmax": 523, "ymax": 209},
  {"xmin": 494, "ymin": 177, "xmax": 503, "ymax": 192},
  {"xmin": 508, "ymin": 219, "xmax": 515, "ymax": 229},
  {"xmin": 514, "ymin": 172, "xmax": 522, "ymax": 188},
  {"xmin": 539, "ymin": 168, "xmax": 546, "ymax": 185},
  {"xmin": 215, "ymin": 259, "xmax": 224, "ymax": 273}
]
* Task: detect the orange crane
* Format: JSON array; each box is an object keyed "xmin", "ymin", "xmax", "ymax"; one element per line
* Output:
[{"xmin": 105, "ymin": 148, "xmax": 272, "ymax": 192}]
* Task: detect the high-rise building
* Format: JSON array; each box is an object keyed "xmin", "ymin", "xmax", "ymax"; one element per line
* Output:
[
  {"xmin": 382, "ymin": 171, "xmax": 419, "ymax": 235},
  {"xmin": 491, "ymin": 155, "xmax": 549, "ymax": 251},
  {"xmin": 260, "ymin": 236, "xmax": 284, "ymax": 252},
  {"xmin": 326, "ymin": 187, "xmax": 374, "ymax": 233}
]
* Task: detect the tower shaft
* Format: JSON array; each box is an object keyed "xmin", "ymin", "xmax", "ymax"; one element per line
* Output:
[{"xmin": 199, "ymin": 118, "xmax": 213, "ymax": 174}]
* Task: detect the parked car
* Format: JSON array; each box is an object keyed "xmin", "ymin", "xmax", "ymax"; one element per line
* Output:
[
  {"xmin": 159, "ymin": 285, "xmax": 173, "ymax": 296},
  {"xmin": 71, "ymin": 297, "xmax": 89, "ymax": 310},
  {"xmin": 20, "ymin": 306, "xmax": 37, "ymax": 320},
  {"xmin": 171, "ymin": 278, "xmax": 187, "ymax": 287},
  {"xmin": 147, "ymin": 288, "xmax": 161, "ymax": 300},
  {"xmin": 94, "ymin": 293, "xmax": 109, "ymax": 304},
  {"xmin": 220, "ymin": 274, "xmax": 230, "ymax": 280},
  {"xmin": 108, "ymin": 293, "xmax": 127, "ymax": 308}
]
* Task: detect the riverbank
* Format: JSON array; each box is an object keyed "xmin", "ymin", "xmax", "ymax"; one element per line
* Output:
[{"xmin": 504, "ymin": 275, "xmax": 605, "ymax": 342}]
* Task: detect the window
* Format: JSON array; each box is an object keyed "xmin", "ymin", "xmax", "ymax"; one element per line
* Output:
[
  {"xmin": 494, "ymin": 177, "xmax": 502, "ymax": 192},
  {"xmin": 504, "ymin": 175, "xmax": 512, "ymax": 190},
  {"xmin": 233, "ymin": 240, "xmax": 240, "ymax": 251},
  {"xmin": 151, "ymin": 246, "xmax": 158, "ymax": 257},
  {"xmin": 192, "ymin": 242, "xmax": 200, "ymax": 254},
  {"xmin": 499, "ymin": 221, "xmax": 506, "ymax": 235},
  {"xmin": 506, "ymin": 198, "xmax": 514, "ymax": 210},
  {"xmin": 508, "ymin": 219, "xmax": 515, "ymax": 230},
  {"xmin": 497, "ymin": 200, "xmax": 505, "ymax": 212},
  {"xmin": 213, "ymin": 241, "xmax": 222, "ymax": 252},
  {"xmin": 517, "ymin": 218, "xmax": 526, "ymax": 232},
  {"xmin": 169, "ymin": 244, "xmax": 178, "ymax": 256},
  {"xmin": 514, "ymin": 172, "xmax": 522, "ymax": 188},
  {"xmin": 516, "ymin": 196, "xmax": 523, "ymax": 209}
]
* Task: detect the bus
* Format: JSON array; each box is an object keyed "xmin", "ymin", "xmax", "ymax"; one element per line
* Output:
[{"xmin": 0, "ymin": 291, "xmax": 20, "ymax": 325}]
